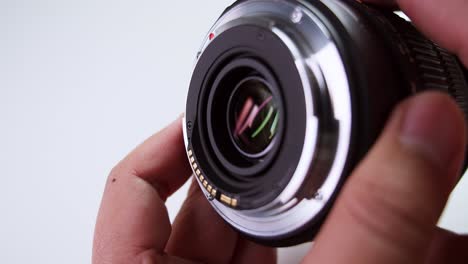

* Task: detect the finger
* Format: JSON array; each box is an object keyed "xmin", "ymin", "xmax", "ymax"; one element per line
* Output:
[
  {"xmin": 231, "ymin": 238, "xmax": 277, "ymax": 264},
  {"xmin": 425, "ymin": 228, "xmax": 468, "ymax": 264},
  {"xmin": 166, "ymin": 181, "xmax": 276, "ymax": 264},
  {"xmin": 93, "ymin": 117, "xmax": 192, "ymax": 264},
  {"xmin": 165, "ymin": 181, "xmax": 239, "ymax": 264},
  {"xmin": 135, "ymin": 250, "xmax": 199, "ymax": 264},
  {"xmin": 120, "ymin": 115, "xmax": 192, "ymax": 200},
  {"xmin": 303, "ymin": 92, "xmax": 466, "ymax": 264},
  {"xmin": 364, "ymin": 0, "xmax": 468, "ymax": 66}
]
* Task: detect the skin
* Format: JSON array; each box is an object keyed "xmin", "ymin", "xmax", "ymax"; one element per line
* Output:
[{"xmin": 93, "ymin": 0, "xmax": 468, "ymax": 263}]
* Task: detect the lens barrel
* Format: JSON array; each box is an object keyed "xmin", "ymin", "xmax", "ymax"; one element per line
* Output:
[{"xmin": 184, "ymin": 0, "xmax": 468, "ymax": 247}]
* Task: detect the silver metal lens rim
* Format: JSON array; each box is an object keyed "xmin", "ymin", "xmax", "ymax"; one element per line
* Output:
[{"xmin": 184, "ymin": 0, "xmax": 352, "ymax": 239}]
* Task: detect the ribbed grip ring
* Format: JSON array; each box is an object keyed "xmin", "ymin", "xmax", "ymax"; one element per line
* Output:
[
  {"xmin": 366, "ymin": 6, "xmax": 468, "ymax": 173},
  {"xmin": 386, "ymin": 13, "xmax": 468, "ymax": 121}
]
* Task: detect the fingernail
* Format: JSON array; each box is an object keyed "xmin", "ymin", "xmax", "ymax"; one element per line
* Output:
[{"xmin": 400, "ymin": 94, "xmax": 462, "ymax": 171}]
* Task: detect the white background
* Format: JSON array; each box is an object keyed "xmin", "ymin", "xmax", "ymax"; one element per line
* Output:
[{"xmin": 1, "ymin": 0, "xmax": 467, "ymax": 263}]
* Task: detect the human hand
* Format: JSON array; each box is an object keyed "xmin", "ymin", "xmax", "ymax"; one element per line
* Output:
[
  {"xmin": 93, "ymin": 0, "xmax": 468, "ymax": 263},
  {"xmin": 92, "ymin": 117, "xmax": 276, "ymax": 264},
  {"xmin": 303, "ymin": 0, "xmax": 468, "ymax": 263}
]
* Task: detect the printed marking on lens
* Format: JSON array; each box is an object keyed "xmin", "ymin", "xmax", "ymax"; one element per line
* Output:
[
  {"xmin": 211, "ymin": 189, "xmax": 217, "ymax": 197},
  {"xmin": 196, "ymin": 169, "xmax": 201, "ymax": 175},
  {"xmin": 199, "ymin": 175, "xmax": 204, "ymax": 182},
  {"xmin": 203, "ymin": 180, "xmax": 208, "ymax": 187},
  {"xmin": 190, "ymin": 157, "xmax": 195, "ymax": 163},
  {"xmin": 207, "ymin": 185, "xmax": 212, "ymax": 192},
  {"xmin": 193, "ymin": 163, "xmax": 198, "ymax": 169},
  {"xmin": 187, "ymin": 149, "xmax": 193, "ymax": 157}
]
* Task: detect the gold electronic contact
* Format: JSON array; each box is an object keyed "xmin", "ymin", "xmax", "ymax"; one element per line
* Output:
[
  {"xmin": 231, "ymin": 199, "xmax": 238, "ymax": 207},
  {"xmin": 220, "ymin": 194, "xmax": 238, "ymax": 207},
  {"xmin": 187, "ymin": 149, "xmax": 235, "ymax": 207},
  {"xmin": 220, "ymin": 194, "xmax": 232, "ymax": 205}
]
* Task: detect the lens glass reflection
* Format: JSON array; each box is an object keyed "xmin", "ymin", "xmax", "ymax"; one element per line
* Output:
[{"xmin": 228, "ymin": 78, "xmax": 279, "ymax": 158}]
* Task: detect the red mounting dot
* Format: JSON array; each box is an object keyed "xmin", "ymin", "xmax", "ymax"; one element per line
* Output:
[{"xmin": 209, "ymin": 33, "xmax": 215, "ymax": 40}]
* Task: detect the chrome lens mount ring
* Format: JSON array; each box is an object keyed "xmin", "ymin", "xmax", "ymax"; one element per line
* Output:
[{"xmin": 183, "ymin": 0, "xmax": 352, "ymax": 240}]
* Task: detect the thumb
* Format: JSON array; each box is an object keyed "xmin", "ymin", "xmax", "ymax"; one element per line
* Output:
[{"xmin": 304, "ymin": 92, "xmax": 466, "ymax": 264}]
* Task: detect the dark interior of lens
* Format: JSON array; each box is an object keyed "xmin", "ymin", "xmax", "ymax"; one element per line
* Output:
[
  {"xmin": 186, "ymin": 25, "xmax": 308, "ymax": 210},
  {"xmin": 205, "ymin": 57, "xmax": 284, "ymax": 180},
  {"xmin": 228, "ymin": 77, "xmax": 280, "ymax": 158}
]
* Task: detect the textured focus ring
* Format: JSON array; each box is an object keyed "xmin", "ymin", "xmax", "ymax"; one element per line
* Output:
[
  {"xmin": 384, "ymin": 11, "xmax": 468, "ymax": 122},
  {"xmin": 369, "ymin": 8, "xmax": 468, "ymax": 173},
  {"xmin": 359, "ymin": 3, "xmax": 468, "ymax": 172}
]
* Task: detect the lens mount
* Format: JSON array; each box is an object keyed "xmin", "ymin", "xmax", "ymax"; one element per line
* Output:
[{"xmin": 184, "ymin": 0, "xmax": 353, "ymax": 242}]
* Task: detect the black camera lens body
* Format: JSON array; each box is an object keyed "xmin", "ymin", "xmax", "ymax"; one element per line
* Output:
[{"xmin": 183, "ymin": 0, "xmax": 468, "ymax": 247}]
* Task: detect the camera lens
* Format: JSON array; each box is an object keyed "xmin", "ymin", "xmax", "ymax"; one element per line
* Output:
[
  {"xmin": 204, "ymin": 57, "xmax": 285, "ymax": 181},
  {"xmin": 228, "ymin": 77, "xmax": 279, "ymax": 158},
  {"xmin": 184, "ymin": 0, "xmax": 468, "ymax": 247}
]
